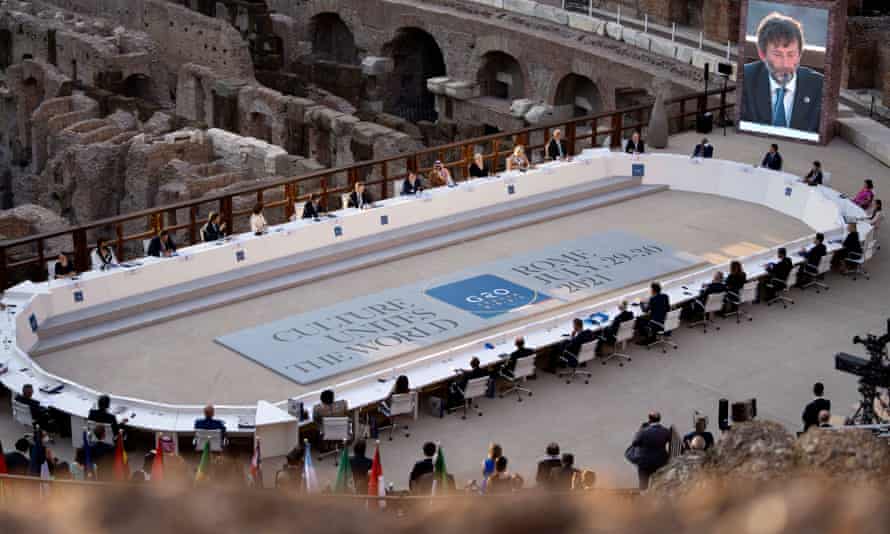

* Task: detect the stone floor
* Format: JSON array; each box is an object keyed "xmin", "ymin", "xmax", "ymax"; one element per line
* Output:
[{"xmin": 1, "ymin": 128, "xmax": 887, "ymax": 490}]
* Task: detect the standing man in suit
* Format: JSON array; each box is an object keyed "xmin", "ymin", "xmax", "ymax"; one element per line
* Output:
[
  {"xmin": 802, "ymin": 382, "xmax": 831, "ymax": 432},
  {"xmin": 761, "ymin": 144, "xmax": 783, "ymax": 171},
  {"xmin": 740, "ymin": 12, "xmax": 823, "ymax": 133},
  {"xmin": 692, "ymin": 138, "xmax": 714, "ymax": 159},
  {"xmin": 630, "ymin": 412, "xmax": 672, "ymax": 490},
  {"xmin": 624, "ymin": 130, "xmax": 645, "ymax": 154},
  {"xmin": 15, "ymin": 384, "xmax": 57, "ymax": 434},
  {"xmin": 348, "ymin": 182, "xmax": 374, "ymax": 209},
  {"xmin": 88, "ymin": 394, "xmax": 128, "ymax": 440},
  {"xmin": 546, "ymin": 129, "xmax": 569, "ymax": 161}
]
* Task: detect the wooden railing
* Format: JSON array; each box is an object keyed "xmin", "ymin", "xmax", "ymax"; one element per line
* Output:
[{"xmin": 0, "ymin": 87, "xmax": 735, "ymax": 288}]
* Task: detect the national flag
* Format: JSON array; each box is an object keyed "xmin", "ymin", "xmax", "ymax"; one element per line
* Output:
[
  {"xmin": 431, "ymin": 444, "xmax": 448, "ymax": 496},
  {"xmin": 39, "ymin": 460, "xmax": 51, "ymax": 498},
  {"xmin": 82, "ymin": 431, "xmax": 94, "ymax": 479},
  {"xmin": 249, "ymin": 440, "xmax": 263, "ymax": 488},
  {"xmin": 29, "ymin": 435, "xmax": 46, "ymax": 476},
  {"xmin": 0, "ymin": 441, "xmax": 7, "ymax": 475},
  {"xmin": 303, "ymin": 441, "xmax": 319, "ymax": 493},
  {"xmin": 112, "ymin": 432, "xmax": 129, "ymax": 481},
  {"xmin": 368, "ymin": 442, "xmax": 385, "ymax": 509},
  {"xmin": 151, "ymin": 436, "xmax": 164, "ymax": 482},
  {"xmin": 332, "ymin": 446, "xmax": 351, "ymax": 494},
  {"xmin": 195, "ymin": 440, "xmax": 211, "ymax": 483}
]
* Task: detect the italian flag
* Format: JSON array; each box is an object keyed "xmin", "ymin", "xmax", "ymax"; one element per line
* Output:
[
  {"xmin": 431, "ymin": 444, "xmax": 448, "ymax": 496},
  {"xmin": 195, "ymin": 440, "xmax": 211, "ymax": 483},
  {"xmin": 112, "ymin": 432, "xmax": 129, "ymax": 481},
  {"xmin": 151, "ymin": 436, "xmax": 164, "ymax": 482}
]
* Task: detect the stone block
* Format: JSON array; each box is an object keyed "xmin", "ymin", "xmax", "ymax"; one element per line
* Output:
[
  {"xmin": 605, "ymin": 22, "xmax": 623, "ymax": 41},
  {"xmin": 568, "ymin": 13, "xmax": 602, "ymax": 34},
  {"xmin": 427, "ymin": 76, "xmax": 451, "ymax": 95},
  {"xmin": 621, "ymin": 27, "xmax": 638, "ymax": 45},
  {"xmin": 444, "ymin": 80, "xmax": 478, "ymax": 100},
  {"xmin": 331, "ymin": 114, "xmax": 359, "ymax": 137},
  {"xmin": 510, "ymin": 98, "xmax": 535, "ymax": 118},
  {"xmin": 649, "ymin": 36, "xmax": 677, "ymax": 59},
  {"xmin": 524, "ymin": 104, "xmax": 555, "ymax": 125},
  {"xmin": 633, "ymin": 33, "xmax": 652, "ymax": 51},
  {"xmin": 361, "ymin": 56, "xmax": 393, "ymax": 77},
  {"xmin": 503, "ymin": 0, "xmax": 537, "ymax": 18},
  {"xmin": 676, "ymin": 46, "xmax": 695, "ymax": 64},
  {"xmin": 533, "ymin": 3, "xmax": 568, "ymax": 25}
]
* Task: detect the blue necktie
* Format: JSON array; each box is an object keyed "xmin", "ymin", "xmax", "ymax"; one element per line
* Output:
[{"xmin": 773, "ymin": 87, "xmax": 787, "ymax": 127}]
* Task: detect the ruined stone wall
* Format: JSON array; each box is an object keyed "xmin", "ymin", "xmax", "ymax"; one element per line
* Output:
[{"xmin": 845, "ymin": 16, "xmax": 890, "ymax": 100}]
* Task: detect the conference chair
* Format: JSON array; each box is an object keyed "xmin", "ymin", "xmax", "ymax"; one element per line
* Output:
[
  {"xmin": 86, "ymin": 421, "xmax": 115, "ymax": 446},
  {"xmin": 725, "ymin": 281, "xmax": 758, "ymax": 324},
  {"xmin": 844, "ymin": 238, "xmax": 876, "ymax": 281},
  {"xmin": 499, "ymin": 354, "xmax": 535, "ymax": 401},
  {"xmin": 194, "ymin": 429, "xmax": 226, "ymax": 452},
  {"xmin": 142, "ymin": 239, "xmax": 151, "ymax": 256},
  {"xmin": 558, "ymin": 339, "xmax": 597, "ymax": 384},
  {"xmin": 11, "ymin": 399, "xmax": 34, "ymax": 437},
  {"xmin": 801, "ymin": 255, "xmax": 833, "ymax": 293},
  {"xmin": 766, "ymin": 267, "xmax": 798, "ymax": 308},
  {"xmin": 318, "ymin": 416, "xmax": 351, "ymax": 462},
  {"xmin": 688, "ymin": 292, "xmax": 726, "ymax": 333},
  {"xmin": 601, "ymin": 320, "xmax": 635, "ymax": 367},
  {"xmin": 451, "ymin": 376, "xmax": 489, "ymax": 420},
  {"xmin": 341, "ymin": 193, "xmax": 352, "ymax": 210},
  {"xmin": 647, "ymin": 309, "xmax": 682, "ymax": 354},
  {"xmin": 378, "ymin": 392, "xmax": 416, "ymax": 440},
  {"xmin": 821, "ymin": 171, "xmax": 832, "ymax": 188}
]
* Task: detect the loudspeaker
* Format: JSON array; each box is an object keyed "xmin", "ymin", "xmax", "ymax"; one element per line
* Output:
[
  {"xmin": 718, "ymin": 398, "xmax": 730, "ymax": 431},
  {"xmin": 731, "ymin": 401, "xmax": 755, "ymax": 423},
  {"xmin": 696, "ymin": 112, "xmax": 714, "ymax": 134},
  {"xmin": 718, "ymin": 62, "xmax": 733, "ymax": 77}
]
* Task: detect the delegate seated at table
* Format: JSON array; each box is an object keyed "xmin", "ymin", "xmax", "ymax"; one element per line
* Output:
[
  {"xmin": 834, "ymin": 223, "xmax": 862, "ymax": 273},
  {"xmin": 600, "ymin": 301, "xmax": 634, "ymax": 348},
  {"xmin": 88, "ymin": 394, "xmax": 128, "ymax": 439},
  {"xmin": 545, "ymin": 129, "xmax": 569, "ymax": 161},
  {"xmin": 797, "ymin": 233, "xmax": 826, "ymax": 286},
  {"xmin": 681, "ymin": 272, "xmax": 725, "ymax": 321},
  {"xmin": 401, "ymin": 171, "xmax": 424, "ymax": 195},
  {"xmin": 469, "ymin": 153, "xmax": 489, "ymax": 178},
  {"xmin": 506, "ymin": 145, "xmax": 530, "ymax": 172},
  {"xmin": 625, "ymin": 131, "xmax": 645, "ymax": 154},
  {"xmin": 200, "ymin": 212, "xmax": 226, "ymax": 242},
  {"xmin": 53, "ymin": 253, "xmax": 76, "ymax": 279},
  {"xmin": 557, "ymin": 318, "xmax": 594, "ymax": 368},
  {"xmin": 637, "ymin": 282, "xmax": 669, "ymax": 344},
  {"xmin": 761, "ymin": 248, "xmax": 792, "ymax": 301},
  {"xmin": 428, "ymin": 161, "xmax": 454, "ymax": 187},
  {"xmin": 724, "ymin": 261, "xmax": 747, "ymax": 313},
  {"xmin": 801, "ymin": 161, "xmax": 823, "ymax": 186},
  {"xmin": 147, "ymin": 230, "xmax": 177, "ymax": 258},
  {"xmin": 348, "ymin": 182, "xmax": 374, "ymax": 209},
  {"xmin": 194, "ymin": 404, "xmax": 227, "ymax": 442},
  {"xmin": 448, "ymin": 357, "xmax": 489, "ymax": 408},
  {"xmin": 92, "ymin": 239, "xmax": 118, "ymax": 270},
  {"xmin": 301, "ymin": 194, "xmax": 323, "ymax": 220}
]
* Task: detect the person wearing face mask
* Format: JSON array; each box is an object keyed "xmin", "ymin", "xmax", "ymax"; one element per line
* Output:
[{"xmin": 740, "ymin": 12, "xmax": 823, "ymax": 133}]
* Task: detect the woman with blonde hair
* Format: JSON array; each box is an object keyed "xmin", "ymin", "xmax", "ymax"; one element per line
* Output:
[{"xmin": 506, "ymin": 144, "xmax": 530, "ymax": 172}]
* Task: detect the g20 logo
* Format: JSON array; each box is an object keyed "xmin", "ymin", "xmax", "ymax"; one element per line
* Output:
[
  {"xmin": 465, "ymin": 288, "xmax": 512, "ymax": 304},
  {"xmin": 426, "ymin": 275, "xmax": 550, "ymax": 319}
]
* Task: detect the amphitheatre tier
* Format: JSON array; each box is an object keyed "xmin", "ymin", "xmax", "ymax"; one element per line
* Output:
[{"xmin": 34, "ymin": 189, "xmax": 811, "ymax": 405}]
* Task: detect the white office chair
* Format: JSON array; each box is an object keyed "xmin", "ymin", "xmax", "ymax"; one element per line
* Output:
[
  {"xmin": 318, "ymin": 416, "xmax": 351, "ymax": 461},
  {"xmin": 821, "ymin": 171, "xmax": 831, "ymax": 187},
  {"xmin": 688, "ymin": 292, "xmax": 726, "ymax": 333},
  {"xmin": 647, "ymin": 309, "xmax": 682, "ymax": 354},
  {"xmin": 499, "ymin": 354, "xmax": 535, "ymax": 400},
  {"xmin": 194, "ymin": 429, "xmax": 226, "ymax": 452},
  {"xmin": 452, "ymin": 376, "xmax": 489, "ymax": 420},
  {"xmin": 725, "ymin": 281, "xmax": 758, "ymax": 324},
  {"xmin": 45, "ymin": 260, "xmax": 56, "ymax": 281},
  {"xmin": 341, "ymin": 192, "xmax": 352, "ymax": 209},
  {"xmin": 801, "ymin": 255, "xmax": 833, "ymax": 293},
  {"xmin": 142, "ymin": 239, "xmax": 151, "ymax": 256},
  {"xmin": 845, "ymin": 239, "xmax": 875, "ymax": 281},
  {"xmin": 558, "ymin": 339, "xmax": 597, "ymax": 384},
  {"xmin": 600, "ymin": 320, "xmax": 635, "ymax": 367},
  {"xmin": 766, "ymin": 267, "xmax": 798, "ymax": 308},
  {"xmin": 86, "ymin": 421, "xmax": 115, "ymax": 446},
  {"xmin": 379, "ymin": 392, "xmax": 416, "ymax": 440},
  {"xmin": 11, "ymin": 399, "xmax": 34, "ymax": 435}
]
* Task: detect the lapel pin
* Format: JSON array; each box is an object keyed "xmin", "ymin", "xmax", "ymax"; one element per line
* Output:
[{"xmin": 804, "ymin": 96, "xmax": 811, "ymax": 104}]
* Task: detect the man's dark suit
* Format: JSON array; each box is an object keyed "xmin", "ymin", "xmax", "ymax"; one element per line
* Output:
[
  {"xmin": 645, "ymin": 293, "xmax": 670, "ymax": 326},
  {"xmin": 505, "ymin": 346, "xmax": 534, "ymax": 374},
  {"xmin": 350, "ymin": 454, "xmax": 373, "ymax": 491},
  {"xmin": 88, "ymin": 408, "xmax": 122, "ymax": 438},
  {"xmin": 535, "ymin": 456, "xmax": 562, "ymax": 487},
  {"xmin": 91, "ymin": 441, "xmax": 115, "ymax": 481},
  {"xmin": 194, "ymin": 417, "xmax": 227, "ymax": 441},
  {"xmin": 625, "ymin": 139, "xmax": 645, "ymax": 154},
  {"xmin": 741, "ymin": 61, "xmax": 823, "ymax": 133},
  {"xmin": 603, "ymin": 310, "xmax": 634, "ymax": 344},
  {"xmin": 805, "ymin": 243, "xmax": 827, "ymax": 269},
  {"xmin": 302, "ymin": 200, "xmax": 321, "ymax": 219},
  {"xmin": 769, "ymin": 257, "xmax": 793, "ymax": 285},
  {"xmin": 802, "ymin": 397, "xmax": 831, "ymax": 431},
  {"xmin": 401, "ymin": 177, "xmax": 423, "ymax": 195},
  {"xmin": 692, "ymin": 144, "xmax": 714, "ymax": 158},
  {"xmin": 147, "ymin": 236, "xmax": 176, "ymax": 257},
  {"xmin": 804, "ymin": 169, "xmax": 823, "ymax": 186},
  {"xmin": 409, "ymin": 458, "xmax": 434, "ymax": 490},
  {"xmin": 546, "ymin": 139, "xmax": 568, "ymax": 160},
  {"xmin": 632, "ymin": 422, "xmax": 671, "ymax": 489},
  {"xmin": 762, "ymin": 151, "xmax": 783, "ymax": 171},
  {"xmin": 4, "ymin": 451, "xmax": 30, "ymax": 475},
  {"xmin": 348, "ymin": 191, "xmax": 374, "ymax": 209}
]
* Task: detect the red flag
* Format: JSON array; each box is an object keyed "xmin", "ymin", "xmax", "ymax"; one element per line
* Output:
[
  {"xmin": 0, "ymin": 441, "xmax": 7, "ymax": 474},
  {"xmin": 112, "ymin": 434, "xmax": 128, "ymax": 481},
  {"xmin": 151, "ymin": 436, "xmax": 164, "ymax": 482},
  {"xmin": 368, "ymin": 443, "xmax": 384, "ymax": 497}
]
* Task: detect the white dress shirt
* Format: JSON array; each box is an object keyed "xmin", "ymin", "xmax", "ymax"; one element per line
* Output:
[
  {"xmin": 769, "ymin": 71, "xmax": 797, "ymax": 127},
  {"xmin": 250, "ymin": 213, "xmax": 267, "ymax": 233}
]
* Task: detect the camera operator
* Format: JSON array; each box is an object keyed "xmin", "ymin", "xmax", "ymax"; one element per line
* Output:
[{"xmin": 802, "ymin": 382, "xmax": 831, "ymax": 432}]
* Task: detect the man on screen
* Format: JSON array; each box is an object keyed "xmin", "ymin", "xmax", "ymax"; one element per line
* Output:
[{"xmin": 740, "ymin": 12, "xmax": 823, "ymax": 134}]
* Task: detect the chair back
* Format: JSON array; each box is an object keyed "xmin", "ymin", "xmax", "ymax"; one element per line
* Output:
[
  {"xmin": 615, "ymin": 320, "xmax": 636, "ymax": 344},
  {"xmin": 513, "ymin": 355, "xmax": 536, "ymax": 379},
  {"xmin": 785, "ymin": 266, "xmax": 799, "ymax": 289},
  {"xmin": 387, "ymin": 393, "xmax": 415, "ymax": 417},
  {"xmin": 816, "ymin": 255, "xmax": 832, "ymax": 275},
  {"xmin": 577, "ymin": 340, "xmax": 598, "ymax": 365},
  {"xmin": 341, "ymin": 193, "xmax": 352, "ymax": 209},
  {"xmin": 739, "ymin": 281, "xmax": 758, "ymax": 304},
  {"xmin": 45, "ymin": 260, "xmax": 56, "ymax": 280},
  {"xmin": 821, "ymin": 171, "xmax": 831, "ymax": 187},
  {"xmin": 864, "ymin": 239, "xmax": 877, "ymax": 261},
  {"xmin": 662, "ymin": 309, "xmax": 682, "ymax": 333},
  {"xmin": 86, "ymin": 421, "xmax": 114, "ymax": 445},
  {"xmin": 194, "ymin": 429, "xmax": 224, "ymax": 452},
  {"xmin": 142, "ymin": 239, "xmax": 151, "ymax": 255},
  {"xmin": 463, "ymin": 376, "xmax": 490, "ymax": 401},
  {"xmin": 704, "ymin": 292, "xmax": 725, "ymax": 314},
  {"xmin": 322, "ymin": 416, "xmax": 351, "ymax": 442},
  {"xmin": 11, "ymin": 400, "xmax": 34, "ymax": 427}
]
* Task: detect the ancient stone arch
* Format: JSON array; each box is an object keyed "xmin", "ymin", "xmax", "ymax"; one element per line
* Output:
[{"xmin": 381, "ymin": 27, "xmax": 446, "ymax": 122}]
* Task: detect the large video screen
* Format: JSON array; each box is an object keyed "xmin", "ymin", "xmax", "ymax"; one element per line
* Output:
[{"xmin": 738, "ymin": 1, "xmax": 830, "ymax": 142}]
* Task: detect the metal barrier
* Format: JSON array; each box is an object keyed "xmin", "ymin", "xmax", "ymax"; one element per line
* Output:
[{"xmin": 0, "ymin": 87, "xmax": 734, "ymax": 288}]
